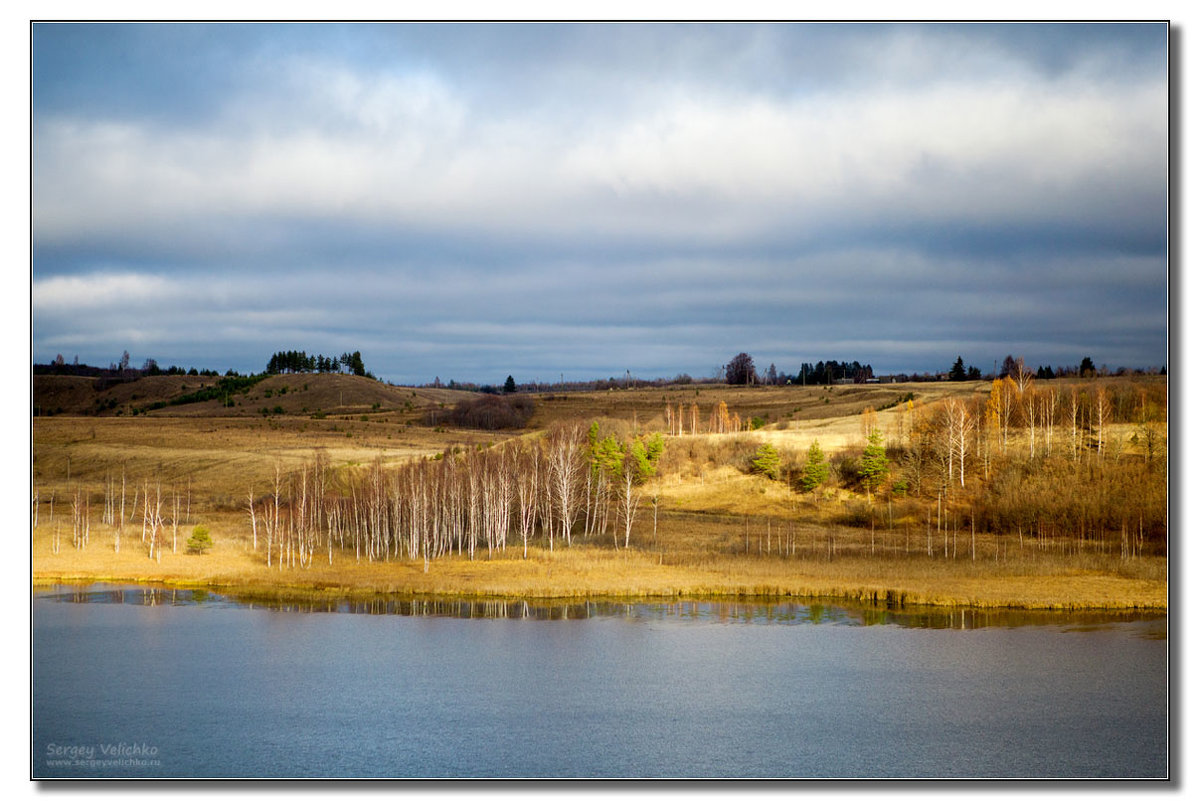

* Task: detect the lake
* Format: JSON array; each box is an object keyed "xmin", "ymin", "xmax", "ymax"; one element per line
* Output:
[{"xmin": 32, "ymin": 585, "xmax": 1168, "ymax": 779}]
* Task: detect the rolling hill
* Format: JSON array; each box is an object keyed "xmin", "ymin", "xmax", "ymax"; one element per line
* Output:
[{"xmin": 32, "ymin": 372, "xmax": 477, "ymax": 420}]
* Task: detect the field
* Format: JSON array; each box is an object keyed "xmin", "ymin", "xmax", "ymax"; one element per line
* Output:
[{"xmin": 31, "ymin": 374, "xmax": 1168, "ymax": 610}]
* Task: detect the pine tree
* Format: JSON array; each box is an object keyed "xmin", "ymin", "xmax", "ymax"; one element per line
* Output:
[
  {"xmin": 858, "ymin": 429, "xmax": 889, "ymax": 501},
  {"xmin": 949, "ymin": 356, "xmax": 967, "ymax": 381},
  {"xmin": 504, "ymin": 375, "xmax": 517, "ymax": 394},
  {"xmin": 800, "ymin": 440, "xmax": 829, "ymax": 493},
  {"xmin": 750, "ymin": 443, "xmax": 781, "ymax": 481},
  {"xmin": 187, "ymin": 524, "xmax": 213, "ymax": 554}
]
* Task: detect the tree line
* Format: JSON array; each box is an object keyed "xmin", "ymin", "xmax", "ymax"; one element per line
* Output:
[
  {"xmin": 724, "ymin": 353, "xmax": 877, "ymax": 386},
  {"xmin": 35, "ymin": 351, "xmax": 231, "ymax": 381},
  {"xmin": 266, "ymin": 350, "xmax": 370, "ymax": 377},
  {"xmin": 721, "ymin": 351, "xmax": 1164, "ymax": 388}
]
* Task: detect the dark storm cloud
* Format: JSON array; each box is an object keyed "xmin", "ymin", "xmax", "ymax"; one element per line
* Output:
[{"xmin": 32, "ymin": 22, "xmax": 1168, "ymax": 383}]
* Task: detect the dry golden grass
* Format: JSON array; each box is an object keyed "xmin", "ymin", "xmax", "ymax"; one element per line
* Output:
[
  {"xmin": 654, "ymin": 464, "xmax": 802, "ymax": 518},
  {"xmin": 32, "ymin": 415, "xmax": 518, "ymax": 501},
  {"xmin": 526, "ymin": 380, "xmax": 983, "ymax": 434},
  {"xmin": 32, "ymin": 498, "xmax": 1166, "ymax": 610}
]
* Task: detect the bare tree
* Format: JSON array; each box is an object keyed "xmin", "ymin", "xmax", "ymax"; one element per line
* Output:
[
  {"xmin": 946, "ymin": 399, "xmax": 973, "ymax": 489},
  {"xmin": 1023, "ymin": 383, "xmax": 1038, "ymax": 460},
  {"xmin": 247, "ymin": 487, "xmax": 259, "ymax": 550},
  {"xmin": 515, "ymin": 443, "xmax": 540, "ymax": 558},
  {"xmin": 1042, "ymin": 388, "xmax": 1058, "ymax": 457},
  {"xmin": 1012, "ymin": 357, "xmax": 1035, "ymax": 395},
  {"xmin": 1069, "ymin": 386, "xmax": 1081, "ymax": 462},
  {"xmin": 547, "ymin": 423, "xmax": 585, "ymax": 550},
  {"xmin": 117, "ymin": 466, "xmax": 125, "ymax": 553},
  {"xmin": 1094, "ymin": 385, "xmax": 1110, "ymax": 460},
  {"xmin": 171, "ymin": 485, "xmax": 181, "ymax": 553}
]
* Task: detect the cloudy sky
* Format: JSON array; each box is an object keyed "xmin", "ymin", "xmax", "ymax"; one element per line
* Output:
[{"xmin": 31, "ymin": 22, "xmax": 1168, "ymax": 384}]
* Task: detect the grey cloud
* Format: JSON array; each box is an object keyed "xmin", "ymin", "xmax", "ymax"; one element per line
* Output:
[{"xmin": 32, "ymin": 23, "xmax": 1168, "ymax": 382}]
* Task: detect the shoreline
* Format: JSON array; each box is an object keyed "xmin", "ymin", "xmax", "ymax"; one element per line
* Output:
[{"xmin": 32, "ymin": 552, "xmax": 1169, "ymax": 612}]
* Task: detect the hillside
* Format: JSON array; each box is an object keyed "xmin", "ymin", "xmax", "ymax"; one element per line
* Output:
[
  {"xmin": 34, "ymin": 370, "xmax": 991, "ymax": 435},
  {"xmin": 525, "ymin": 381, "xmax": 988, "ymax": 440},
  {"xmin": 33, "ymin": 372, "xmax": 476, "ymax": 420}
]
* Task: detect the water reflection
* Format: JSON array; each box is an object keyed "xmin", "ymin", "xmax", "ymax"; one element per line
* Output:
[
  {"xmin": 35, "ymin": 584, "xmax": 1166, "ymax": 634},
  {"xmin": 47, "ymin": 586, "xmax": 232, "ymax": 609}
]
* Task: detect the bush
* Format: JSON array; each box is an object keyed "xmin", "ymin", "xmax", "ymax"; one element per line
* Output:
[
  {"xmin": 836, "ymin": 500, "xmax": 877, "ymax": 528},
  {"xmin": 426, "ymin": 394, "xmax": 536, "ymax": 430},
  {"xmin": 831, "ymin": 450, "xmax": 859, "ymax": 487}
]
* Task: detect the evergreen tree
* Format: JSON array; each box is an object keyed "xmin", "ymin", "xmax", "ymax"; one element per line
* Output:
[
  {"xmin": 750, "ymin": 443, "xmax": 781, "ymax": 480},
  {"xmin": 187, "ymin": 525, "xmax": 213, "ymax": 554},
  {"xmin": 504, "ymin": 375, "xmax": 517, "ymax": 394},
  {"xmin": 949, "ymin": 356, "xmax": 967, "ymax": 381},
  {"xmin": 858, "ymin": 429, "xmax": 889, "ymax": 501},
  {"xmin": 800, "ymin": 440, "xmax": 829, "ymax": 493}
]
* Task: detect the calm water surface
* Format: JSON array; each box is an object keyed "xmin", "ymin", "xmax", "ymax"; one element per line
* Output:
[{"xmin": 32, "ymin": 585, "xmax": 1168, "ymax": 779}]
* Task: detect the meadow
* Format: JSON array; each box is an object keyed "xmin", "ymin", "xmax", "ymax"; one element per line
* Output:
[{"xmin": 31, "ymin": 375, "xmax": 1168, "ymax": 610}]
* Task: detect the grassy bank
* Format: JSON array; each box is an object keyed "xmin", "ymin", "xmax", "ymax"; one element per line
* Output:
[{"xmin": 32, "ymin": 515, "xmax": 1166, "ymax": 610}]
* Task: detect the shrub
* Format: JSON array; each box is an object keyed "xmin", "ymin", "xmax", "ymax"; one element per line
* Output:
[
  {"xmin": 426, "ymin": 394, "xmax": 536, "ymax": 430},
  {"xmin": 836, "ymin": 500, "xmax": 876, "ymax": 528},
  {"xmin": 832, "ymin": 451, "xmax": 861, "ymax": 491}
]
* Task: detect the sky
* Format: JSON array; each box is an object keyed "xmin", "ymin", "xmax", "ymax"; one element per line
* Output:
[{"xmin": 30, "ymin": 21, "xmax": 1169, "ymax": 385}]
